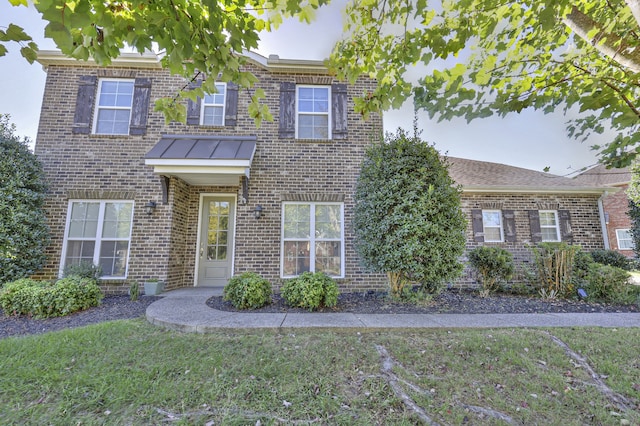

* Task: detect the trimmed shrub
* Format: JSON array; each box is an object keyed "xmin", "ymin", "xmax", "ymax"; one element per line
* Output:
[
  {"xmin": 281, "ymin": 272, "xmax": 339, "ymax": 311},
  {"xmin": 0, "ymin": 278, "xmax": 48, "ymax": 315},
  {"xmin": 0, "ymin": 276, "xmax": 102, "ymax": 318},
  {"xmin": 468, "ymin": 247, "xmax": 514, "ymax": 297},
  {"xmin": 529, "ymin": 242, "xmax": 580, "ymax": 299},
  {"xmin": 223, "ymin": 272, "xmax": 272, "ymax": 309},
  {"xmin": 584, "ymin": 263, "xmax": 631, "ymax": 303},
  {"xmin": 590, "ymin": 249, "xmax": 631, "ymax": 270},
  {"xmin": 353, "ymin": 127, "xmax": 466, "ymax": 297}
]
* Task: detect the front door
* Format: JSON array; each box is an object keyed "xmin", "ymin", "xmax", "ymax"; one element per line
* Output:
[{"xmin": 197, "ymin": 196, "xmax": 235, "ymax": 287}]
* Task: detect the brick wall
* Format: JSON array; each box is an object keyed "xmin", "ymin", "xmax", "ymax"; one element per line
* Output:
[
  {"xmin": 602, "ymin": 184, "xmax": 634, "ymax": 257},
  {"xmin": 459, "ymin": 192, "xmax": 605, "ymax": 286}
]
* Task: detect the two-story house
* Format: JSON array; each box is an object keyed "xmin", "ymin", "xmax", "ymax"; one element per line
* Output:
[
  {"xmin": 34, "ymin": 50, "xmax": 386, "ymax": 293},
  {"xmin": 34, "ymin": 49, "xmax": 614, "ymax": 294}
]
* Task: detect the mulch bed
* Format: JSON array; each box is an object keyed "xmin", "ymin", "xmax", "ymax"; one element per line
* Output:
[
  {"xmin": 1, "ymin": 290, "xmax": 638, "ymax": 340},
  {"xmin": 0, "ymin": 295, "xmax": 161, "ymax": 340},
  {"xmin": 207, "ymin": 289, "xmax": 640, "ymax": 315}
]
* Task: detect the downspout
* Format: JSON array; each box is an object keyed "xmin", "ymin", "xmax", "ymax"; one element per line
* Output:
[{"xmin": 598, "ymin": 192, "xmax": 610, "ymax": 249}]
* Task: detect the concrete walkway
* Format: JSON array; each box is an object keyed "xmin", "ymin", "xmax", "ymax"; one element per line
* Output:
[{"xmin": 145, "ymin": 287, "xmax": 640, "ymax": 333}]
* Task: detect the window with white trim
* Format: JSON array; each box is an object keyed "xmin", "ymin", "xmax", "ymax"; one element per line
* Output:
[
  {"xmin": 93, "ymin": 79, "xmax": 135, "ymax": 135},
  {"xmin": 616, "ymin": 229, "xmax": 634, "ymax": 250},
  {"xmin": 296, "ymin": 85, "xmax": 331, "ymax": 139},
  {"xmin": 539, "ymin": 210, "xmax": 560, "ymax": 242},
  {"xmin": 482, "ymin": 210, "xmax": 504, "ymax": 242},
  {"xmin": 61, "ymin": 201, "xmax": 134, "ymax": 278},
  {"xmin": 201, "ymin": 82, "xmax": 226, "ymax": 126},
  {"xmin": 281, "ymin": 202, "xmax": 344, "ymax": 277}
]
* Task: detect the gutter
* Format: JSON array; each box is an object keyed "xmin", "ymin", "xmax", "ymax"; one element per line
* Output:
[
  {"xmin": 461, "ymin": 185, "xmax": 616, "ymax": 195},
  {"xmin": 598, "ymin": 192, "xmax": 611, "ymax": 249}
]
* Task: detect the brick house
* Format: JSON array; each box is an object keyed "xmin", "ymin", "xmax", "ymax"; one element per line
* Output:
[
  {"xmin": 33, "ymin": 49, "xmax": 614, "ymax": 293},
  {"xmin": 574, "ymin": 164, "xmax": 634, "ymax": 257},
  {"xmin": 448, "ymin": 157, "xmax": 610, "ymax": 284},
  {"xmin": 34, "ymin": 50, "xmax": 387, "ymax": 293}
]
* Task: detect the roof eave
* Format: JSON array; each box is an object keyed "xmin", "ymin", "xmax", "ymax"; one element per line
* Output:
[
  {"xmin": 36, "ymin": 50, "xmax": 162, "ymax": 69},
  {"xmin": 461, "ymin": 185, "xmax": 616, "ymax": 195},
  {"xmin": 243, "ymin": 50, "xmax": 328, "ymax": 74}
]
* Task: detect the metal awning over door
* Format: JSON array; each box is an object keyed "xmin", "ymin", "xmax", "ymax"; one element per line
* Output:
[{"xmin": 145, "ymin": 135, "xmax": 257, "ymax": 186}]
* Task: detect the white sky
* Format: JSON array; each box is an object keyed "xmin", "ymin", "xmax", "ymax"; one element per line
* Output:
[{"xmin": 0, "ymin": 1, "xmax": 604, "ymax": 175}]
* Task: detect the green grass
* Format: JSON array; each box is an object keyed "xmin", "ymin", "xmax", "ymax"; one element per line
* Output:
[{"xmin": 1, "ymin": 321, "xmax": 639, "ymax": 425}]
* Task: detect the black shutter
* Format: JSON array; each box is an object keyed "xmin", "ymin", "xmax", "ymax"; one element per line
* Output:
[
  {"xmin": 503, "ymin": 210, "xmax": 517, "ymax": 242},
  {"xmin": 224, "ymin": 82, "xmax": 239, "ymax": 127},
  {"xmin": 279, "ymin": 82, "xmax": 296, "ymax": 138},
  {"xmin": 529, "ymin": 210, "xmax": 542, "ymax": 243},
  {"xmin": 72, "ymin": 75, "xmax": 97, "ymax": 134},
  {"xmin": 559, "ymin": 210, "xmax": 573, "ymax": 243},
  {"xmin": 471, "ymin": 209, "xmax": 484, "ymax": 242},
  {"xmin": 186, "ymin": 80, "xmax": 203, "ymax": 125},
  {"xmin": 129, "ymin": 77, "xmax": 152, "ymax": 135},
  {"xmin": 331, "ymin": 83, "xmax": 348, "ymax": 139}
]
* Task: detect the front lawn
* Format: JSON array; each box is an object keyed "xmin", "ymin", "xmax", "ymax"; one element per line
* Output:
[{"xmin": 1, "ymin": 321, "xmax": 638, "ymax": 424}]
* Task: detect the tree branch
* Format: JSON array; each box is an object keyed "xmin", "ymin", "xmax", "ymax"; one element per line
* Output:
[
  {"xmin": 625, "ymin": 0, "xmax": 640, "ymax": 29},
  {"xmin": 563, "ymin": 5, "xmax": 640, "ymax": 73}
]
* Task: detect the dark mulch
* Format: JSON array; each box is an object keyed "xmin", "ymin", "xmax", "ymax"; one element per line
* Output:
[
  {"xmin": 2, "ymin": 290, "xmax": 638, "ymax": 340},
  {"xmin": 207, "ymin": 289, "xmax": 640, "ymax": 315},
  {"xmin": 0, "ymin": 295, "xmax": 161, "ymax": 340}
]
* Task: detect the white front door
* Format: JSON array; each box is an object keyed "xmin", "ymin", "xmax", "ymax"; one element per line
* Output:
[{"xmin": 197, "ymin": 196, "xmax": 235, "ymax": 287}]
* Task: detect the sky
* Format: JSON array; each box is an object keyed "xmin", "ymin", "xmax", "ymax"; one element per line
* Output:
[{"xmin": 0, "ymin": 1, "xmax": 606, "ymax": 176}]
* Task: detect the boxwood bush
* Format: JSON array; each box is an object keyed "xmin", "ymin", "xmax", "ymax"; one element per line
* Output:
[
  {"xmin": 0, "ymin": 275, "xmax": 103, "ymax": 318},
  {"xmin": 468, "ymin": 246, "xmax": 514, "ymax": 297},
  {"xmin": 590, "ymin": 249, "xmax": 631, "ymax": 270},
  {"xmin": 281, "ymin": 272, "xmax": 339, "ymax": 311},
  {"xmin": 584, "ymin": 263, "xmax": 632, "ymax": 304},
  {"xmin": 223, "ymin": 272, "xmax": 272, "ymax": 309}
]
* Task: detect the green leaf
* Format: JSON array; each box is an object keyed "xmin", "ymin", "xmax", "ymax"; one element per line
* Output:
[
  {"xmin": 20, "ymin": 45, "xmax": 38, "ymax": 63},
  {"xmin": 4, "ymin": 24, "xmax": 32, "ymax": 42}
]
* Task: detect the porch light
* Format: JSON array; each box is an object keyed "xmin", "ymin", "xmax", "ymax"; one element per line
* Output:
[
  {"xmin": 144, "ymin": 201, "xmax": 157, "ymax": 215},
  {"xmin": 253, "ymin": 205, "xmax": 263, "ymax": 219}
]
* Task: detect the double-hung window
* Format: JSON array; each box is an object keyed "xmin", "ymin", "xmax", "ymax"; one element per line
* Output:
[
  {"xmin": 93, "ymin": 79, "xmax": 135, "ymax": 135},
  {"xmin": 282, "ymin": 202, "xmax": 344, "ymax": 277},
  {"xmin": 539, "ymin": 210, "xmax": 560, "ymax": 242},
  {"xmin": 61, "ymin": 201, "xmax": 134, "ymax": 278},
  {"xmin": 201, "ymin": 83, "xmax": 226, "ymax": 126},
  {"xmin": 616, "ymin": 229, "xmax": 634, "ymax": 250},
  {"xmin": 296, "ymin": 85, "xmax": 330, "ymax": 139},
  {"xmin": 482, "ymin": 210, "xmax": 504, "ymax": 242}
]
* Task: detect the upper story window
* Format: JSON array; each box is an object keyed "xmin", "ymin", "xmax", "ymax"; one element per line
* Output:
[
  {"xmin": 73, "ymin": 75, "xmax": 151, "ymax": 136},
  {"xmin": 539, "ymin": 210, "xmax": 560, "ymax": 242},
  {"xmin": 201, "ymin": 83, "xmax": 227, "ymax": 126},
  {"xmin": 278, "ymin": 82, "xmax": 348, "ymax": 140},
  {"xmin": 93, "ymin": 79, "xmax": 135, "ymax": 135},
  {"xmin": 616, "ymin": 229, "xmax": 634, "ymax": 250},
  {"xmin": 296, "ymin": 85, "xmax": 330, "ymax": 139},
  {"xmin": 482, "ymin": 210, "xmax": 504, "ymax": 242}
]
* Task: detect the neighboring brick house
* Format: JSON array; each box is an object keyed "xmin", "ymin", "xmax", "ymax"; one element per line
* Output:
[
  {"xmin": 34, "ymin": 50, "xmax": 387, "ymax": 293},
  {"xmin": 447, "ymin": 157, "xmax": 610, "ymax": 284},
  {"xmin": 574, "ymin": 164, "xmax": 634, "ymax": 257}
]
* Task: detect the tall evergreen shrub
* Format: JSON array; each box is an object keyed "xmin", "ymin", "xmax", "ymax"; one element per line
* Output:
[
  {"xmin": 0, "ymin": 115, "xmax": 49, "ymax": 285},
  {"xmin": 353, "ymin": 127, "xmax": 467, "ymax": 297}
]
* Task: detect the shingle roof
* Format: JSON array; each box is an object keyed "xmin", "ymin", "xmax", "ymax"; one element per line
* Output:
[
  {"xmin": 573, "ymin": 163, "xmax": 631, "ymax": 187},
  {"xmin": 446, "ymin": 157, "xmax": 606, "ymax": 193}
]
